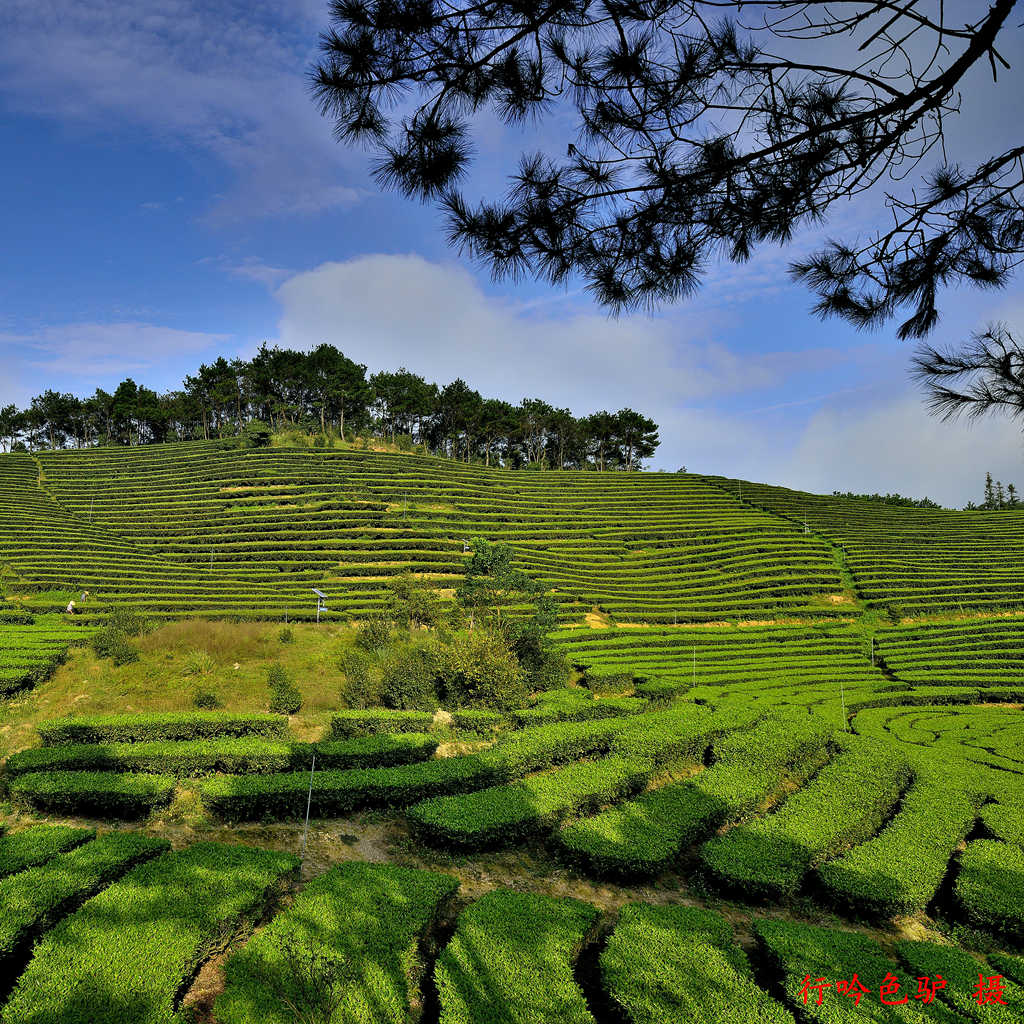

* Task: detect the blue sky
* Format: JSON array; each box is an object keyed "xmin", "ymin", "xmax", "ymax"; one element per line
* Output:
[{"xmin": 1, "ymin": 0, "xmax": 1022, "ymax": 507}]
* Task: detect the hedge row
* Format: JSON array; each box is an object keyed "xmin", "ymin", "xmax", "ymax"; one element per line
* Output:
[
  {"xmin": 954, "ymin": 840, "xmax": 1024, "ymax": 942},
  {"xmin": 979, "ymin": 802, "xmax": 1024, "ymax": 846},
  {"xmin": 37, "ymin": 711, "xmax": 289, "ymax": 746},
  {"xmin": 0, "ymin": 825, "xmax": 96, "ymax": 879},
  {"xmin": 699, "ymin": 738, "xmax": 912, "ymax": 899},
  {"xmin": 601, "ymin": 904, "xmax": 794, "ymax": 1024},
  {"xmin": 555, "ymin": 712, "xmax": 833, "ymax": 877},
  {"xmin": 0, "ymin": 832, "xmax": 170, "ymax": 982},
  {"xmin": 753, "ymin": 918, "xmax": 956, "ymax": 1024},
  {"xmin": 896, "ymin": 938, "xmax": 1023, "ymax": 1023},
  {"xmin": 216, "ymin": 861, "xmax": 459, "ymax": 1024},
  {"xmin": 330, "ymin": 708, "xmax": 435, "ymax": 738},
  {"xmin": 408, "ymin": 755, "xmax": 652, "ymax": 849},
  {"xmin": 435, "ymin": 890, "xmax": 599, "ymax": 1024},
  {"xmin": 10, "ymin": 771, "xmax": 177, "ymax": 819},
  {"xmin": 199, "ymin": 754, "xmax": 496, "ymax": 822},
  {"xmin": 816, "ymin": 762, "xmax": 981, "ymax": 917},
  {"xmin": 6, "ymin": 733, "xmax": 438, "ymax": 778}
]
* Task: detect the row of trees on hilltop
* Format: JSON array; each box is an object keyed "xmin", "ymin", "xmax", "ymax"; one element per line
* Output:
[
  {"xmin": 966, "ymin": 473, "xmax": 1021, "ymax": 511},
  {"xmin": 0, "ymin": 344, "xmax": 659, "ymax": 470}
]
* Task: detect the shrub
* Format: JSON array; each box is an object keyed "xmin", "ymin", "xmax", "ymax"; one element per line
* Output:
[
  {"xmin": 380, "ymin": 643, "xmax": 440, "ymax": 711},
  {"xmin": 216, "ymin": 862, "xmax": 459, "ymax": 1024},
  {"xmin": 193, "ymin": 689, "xmax": 222, "ymax": 710},
  {"xmin": 408, "ymin": 755, "xmax": 652, "ymax": 849},
  {"xmin": 0, "ymin": 832, "xmax": 170, "ymax": 975},
  {"xmin": 10, "ymin": 771, "xmax": 177, "ymax": 819},
  {"xmin": 339, "ymin": 647, "xmax": 381, "ymax": 708},
  {"xmin": 1, "ymin": 842, "xmax": 298, "ymax": 1024},
  {"xmin": 267, "ymin": 663, "xmax": 302, "ymax": 715},
  {"xmin": 92, "ymin": 631, "xmax": 139, "ymax": 666},
  {"xmin": 0, "ymin": 825, "xmax": 96, "ymax": 879},
  {"xmin": 278, "ymin": 625, "xmax": 294, "ymax": 644},
  {"xmin": 199, "ymin": 755, "xmax": 497, "ymax": 822},
  {"xmin": 435, "ymin": 890, "xmax": 598, "ymax": 1024},
  {"xmin": 37, "ymin": 712, "xmax": 289, "ymax": 745},
  {"xmin": 355, "ymin": 615, "xmax": 392, "ymax": 652},
  {"xmin": 602, "ymin": 904, "xmax": 794, "ymax": 1024},
  {"xmin": 586, "ymin": 668, "xmax": 634, "ymax": 694},
  {"xmin": 432, "ymin": 629, "xmax": 528, "ymax": 711},
  {"xmin": 243, "ymin": 419, "xmax": 272, "ymax": 447},
  {"xmin": 451, "ymin": 708, "xmax": 504, "ymax": 735},
  {"xmin": 330, "ymin": 708, "xmax": 435, "ymax": 738},
  {"xmin": 954, "ymin": 840, "xmax": 1024, "ymax": 941},
  {"xmin": 699, "ymin": 738, "xmax": 911, "ymax": 899}
]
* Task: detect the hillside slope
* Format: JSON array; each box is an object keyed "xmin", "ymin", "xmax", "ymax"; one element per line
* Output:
[{"xmin": 1, "ymin": 441, "xmax": 849, "ymax": 623}]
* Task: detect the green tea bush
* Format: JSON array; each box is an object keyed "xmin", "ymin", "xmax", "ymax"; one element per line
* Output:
[
  {"xmin": 408, "ymin": 755, "xmax": 652, "ymax": 849},
  {"xmin": 199, "ymin": 755, "xmax": 497, "ymax": 821},
  {"xmin": 1, "ymin": 841, "xmax": 298, "ymax": 1024},
  {"xmin": 700, "ymin": 739, "xmax": 911, "ymax": 899},
  {"xmin": 954, "ymin": 840, "xmax": 1024, "ymax": 942},
  {"xmin": 7, "ymin": 733, "xmax": 438, "ymax": 778},
  {"xmin": 896, "ymin": 939, "xmax": 1023, "ymax": 1023},
  {"xmin": 0, "ymin": 832, "xmax": 170, "ymax": 977},
  {"xmin": 37, "ymin": 711, "xmax": 289, "ymax": 745},
  {"xmin": 192, "ymin": 689, "xmax": 222, "ymax": 709},
  {"xmin": 450, "ymin": 708, "xmax": 504, "ymax": 735},
  {"xmin": 10, "ymin": 771, "xmax": 176, "ymax": 818},
  {"xmin": 435, "ymin": 889, "xmax": 599, "ymax": 1024},
  {"xmin": 980, "ymin": 803, "xmax": 1024, "ymax": 846},
  {"xmin": 0, "ymin": 825, "xmax": 95, "ymax": 879},
  {"xmin": 330, "ymin": 708, "xmax": 435, "ymax": 737},
  {"xmin": 601, "ymin": 904, "xmax": 794, "ymax": 1024},
  {"xmin": 816, "ymin": 763, "xmax": 980, "ymax": 917},
  {"xmin": 267, "ymin": 663, "xmax": 302, "ymax": 715},
  {"xmin": 216, "ymin": 861, "xmax": 459, "ymax": 1024},
  {"xmin": 277, "ymin": 625, "xmax": 294, "ymax": 643}
]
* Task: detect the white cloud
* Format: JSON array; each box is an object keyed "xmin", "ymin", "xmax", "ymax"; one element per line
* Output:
[
  {"xmin": 270, "ymin": 254, "xmax": 1024, "ymax": 506},
  {"xmin": 2, "ymin": 322, "xmax": 231, "ymax": 378}
]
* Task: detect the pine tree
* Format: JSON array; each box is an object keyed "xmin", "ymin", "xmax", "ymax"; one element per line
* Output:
[
  {"xmin": 984, "ymin": 473, "xmax": 995, "ymax": 510},
  {"xmin": 996, "ymin": 481, "xmax": 1007, "ymax": 509}
]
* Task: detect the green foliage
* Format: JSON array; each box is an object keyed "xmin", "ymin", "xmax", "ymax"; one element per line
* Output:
[
  {"xmin": 754, "ymin": 918, "xmax": 957, "ymax": 1024},
  {"xmin": 355, "ymin": 614, "xmax": 392, "ymax": 652},
  {"xmin": 380, "ymin": 642, "xmax": 440, "ymax": 710},
  {"xmin": 278, "ymin": 625, "xmax": 294, "ymax": 643},
  {"xmin": 192, "ymin": 689, "xmax": 222, "ymax": 709},
  {"xmin": 198, "ymin": 754, "xmax": 497, "ymax": 822},
  {"xmin": 0, "ymin": 832, "xmax": 170, "ymax": 972},
  {"xmin": 338, "ymin": 647, "xmax": 381, "ymax": 708},
  {"xmin": 216, "ymin": 862, "xmax": 459, "ymax": 1024},
  {"xmin": 954, "ymin": 840, "xmax": 1024, "ymax": 942},
  {"xmin": 456, "ymin": 538, "xmax": 539, "ymax": 627},
  {"xmin": 432, "ymin": 628, "xmax": 527, "ymax": 710},
  {"xmin": 37, "ymin": 711, "xmax": 289, "ymax": 745},
  {"xmin": 6, "ymin": 733, "xmax": 438, "ymax": 778},
  {"xmin": 330, "ymin": 708, "xmax": 435, "ymax": 738},
  {"xmin": 243, "ymin": 419, "xmax": 273, "ymax": 447},
  {"xmin": 409, "ymin": 754, "xmax": 651, "ymax": 849},
  {"xmin": 90, "ymin": 608, "xmax": 149, "ymax": 666},
  {"xmin": 700, "ymin": 738, "xmax": 912, "ymax": 899},
  {"xmin": 601, "ymin": 904, "xmax": 794, "ymax": 1024},
  {"xmin": 267, "ymin": 663, "xmax": 302, "ymax": 715},
  {"xmin": 10, "ymin": 771, "xmax": 177, "ymax": 819},
  {"xmin": 816, "ymin": 763, "xmax": 981, "ymax": 917},
  {"xmin": 1, "ymin": 841, "xmax": 299, "ymax": 1024},
  {"xmin": 556, "ymin": 711, "xmax": 832, "ymax": 878},
  {"xmin": 435, "ymin": 889, "xmax": 599, "ymax": 1024},
  {"xmin": 0, "ymin": 825, "xmax": 95, "ymax": 879},
  {"xmin": 385, "ymin": 572, "xmax": 443, "ymax": 629},
  {"xmin": 450, "ymin": 708, "xmax": 504, "ymax": 735}
]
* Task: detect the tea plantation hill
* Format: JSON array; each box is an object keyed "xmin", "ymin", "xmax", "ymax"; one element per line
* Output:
[
  {"xmin": 3, "ymin": 440, "xmax": 850, "ymax": 623},
  {"xmin": 2, "ymin": 439, "xmax": 1024, "ymax": 1023}
]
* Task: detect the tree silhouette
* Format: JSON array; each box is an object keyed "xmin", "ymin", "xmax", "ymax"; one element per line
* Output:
[{"xmin": 310, "ymin": 0, "xmax": 1021, "ymax": 338}]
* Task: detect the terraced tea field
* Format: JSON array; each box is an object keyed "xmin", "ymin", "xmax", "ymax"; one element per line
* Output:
[{"xmin": 1, "ymin": 440, "xmax": 1023, "ymax": 1021}]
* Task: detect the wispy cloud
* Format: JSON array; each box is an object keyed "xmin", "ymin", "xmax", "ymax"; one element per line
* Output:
[
  {"xmin": 2, "ymin": 322, "xmax": 231, "ymax": 377},
  {"xmin": 0, "ymin": 0, "xmax": 360, "ymax": 220}
]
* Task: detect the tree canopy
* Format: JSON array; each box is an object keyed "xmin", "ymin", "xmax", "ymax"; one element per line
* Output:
[
  {"xmin": 310, "ymin": 0, "xmax": 1022, "ymax": 340},
  {"xmin": 1, "ymin": 344, "xmax": 659, "ymax": 470}
]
